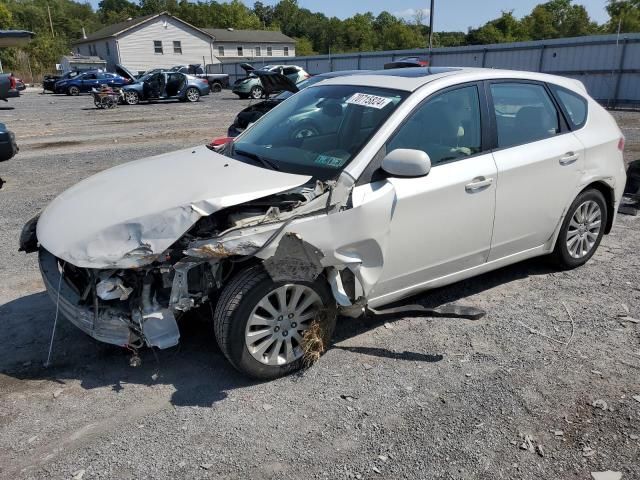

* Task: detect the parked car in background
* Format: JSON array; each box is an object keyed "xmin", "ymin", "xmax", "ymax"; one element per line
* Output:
[
  {"xmin": 15, "ymin": 78, "xmax": 26, "ymax": 91},
  {"xmin": 0, "ymin": 74, "xmax": 20, "ymax": 101},
  {"xmin": 43, "ymin": 71, "xmax": 84, "ymax": 93},
  {"xmin": 169, "ymin": 64, "xmax": 229, "ymax": 92},
  {"xmin": 21, "ymin": 67, "xmax": 626, "ymax": 380},
  {"xmin": 232, "ymin": 64, "xmax": 309, "ymax": 99},
  {"xmin": 0, "ymin": 122, "xmax": 18, "ymax": 190},
  {"xmin": 121, "ymin": 71, "xmax": 209, "ymax": 104},
  {"xmin": 225, "ymin": 69, "xmax": 365, "ymax": 137},
  {"xmin": 56, "ymin": 70, "xmax": 130, "ymax": 95},
  {"xmin": 384, "ymin": 56, "xmax": 430, "ymax": 69}
]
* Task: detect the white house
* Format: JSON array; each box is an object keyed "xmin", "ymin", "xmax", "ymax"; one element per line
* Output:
[
  {"xmin": 72, "ymin": 13, "xmax": 216, "ymax": 74},
  {"xmin": 204, "ymin": 28, "xmax": 296, "ymax": 60}
]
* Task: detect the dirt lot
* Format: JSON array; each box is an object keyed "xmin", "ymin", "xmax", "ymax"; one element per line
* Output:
[{"xmin": 0, "ymin": 90, "xmax": 639, "ymax": 480}]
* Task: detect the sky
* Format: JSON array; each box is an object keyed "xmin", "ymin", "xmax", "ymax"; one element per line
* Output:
[{"xmin": 84, "ymin": 0, "xmax": 611, "ymax": 31}]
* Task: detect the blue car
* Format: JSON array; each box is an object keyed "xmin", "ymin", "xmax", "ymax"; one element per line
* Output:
[
  {"xmin": 55, "ymin": 70, "xmax": 130, "ymax": 96},
  {"xmin": 121, "ymin": 71, "xmax": 210, "ymax": 104}
]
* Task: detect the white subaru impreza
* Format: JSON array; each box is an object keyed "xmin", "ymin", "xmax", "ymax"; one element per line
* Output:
[{"xmin": 21, "ymin": 67, "xmax": 626, "ymax": 379}]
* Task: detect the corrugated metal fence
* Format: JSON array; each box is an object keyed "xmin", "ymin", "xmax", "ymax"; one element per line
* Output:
[{"xmin": 218, "ymin": 33, "xmax": 640, "ymax": 107}]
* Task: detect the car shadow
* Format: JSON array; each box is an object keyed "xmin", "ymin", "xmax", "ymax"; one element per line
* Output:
[
  {"xmin": 0, "ymin": 258, "xmax": 554, "ymax": 403},
  {"xmin": 0, "ymin": 292, "xmax": 253, "ymax": 407},
  {"xmin": 0, "ymin": 106, "xmax": 15, "ymax": 111}
]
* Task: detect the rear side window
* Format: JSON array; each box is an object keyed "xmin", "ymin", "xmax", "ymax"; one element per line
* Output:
[
  {"xmin": 490, "ymin": 82, "xmax": 560, "ymax": 148},
  {"xmin": 553, "ymin": 87, "xmax": 588, "ymax": 129}
]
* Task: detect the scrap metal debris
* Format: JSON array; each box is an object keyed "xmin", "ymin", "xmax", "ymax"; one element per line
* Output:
[{"xmin": 366, "ymin": 303, "xmax": 486, "ymax": 321}]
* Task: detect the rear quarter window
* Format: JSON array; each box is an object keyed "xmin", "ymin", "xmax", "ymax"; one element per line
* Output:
[{"xmin": 551, "ymin": 86, "xmax": 588, "ymax": 129}]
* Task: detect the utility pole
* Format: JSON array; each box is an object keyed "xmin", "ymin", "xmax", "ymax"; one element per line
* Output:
[
  {"xmin": 428, "ymin": 0, "xmax": 435, "ymax": 53},
  {"xmin": 47, "ymin": 4, "xmax": 55, "ymax": 36}
]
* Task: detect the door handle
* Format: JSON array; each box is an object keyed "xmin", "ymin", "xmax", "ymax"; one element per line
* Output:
[
  {"xmin": 559, "ymin": 152, "xmax": 579, "ymax": 165},
  {"xmin": 465, "ymin": 176, "xmax": 493, "ymax": 193}
]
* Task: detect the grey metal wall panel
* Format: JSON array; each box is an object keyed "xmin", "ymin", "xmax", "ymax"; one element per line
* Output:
[
  {"xmin": 485, "ymin": 49, "xmax": 539, "ymax": 70},
  {"xmin": 217, "ymin": 34, "xmax": 640, "ymax": 105}
]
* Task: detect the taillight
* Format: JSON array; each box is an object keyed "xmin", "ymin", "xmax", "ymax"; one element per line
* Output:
[
  {"xmin": 201, "ymin": 79, "xmax": 209, "ymax": 84},
  {"xmin": 9, "ymin": 75, "xmax": 16, "ymax": 89},
  {"xmin": 618, "ymin": 136, "xmax": 625, "ymax": 152},
  {"xmin": 209, "ymin": 136, "xmax": 233, "ymax": 147}
]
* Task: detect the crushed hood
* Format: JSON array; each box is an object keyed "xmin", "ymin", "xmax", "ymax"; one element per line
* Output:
[{"xmin": 37, "ymin": 145, "xmax": 311, "ymax": 268}]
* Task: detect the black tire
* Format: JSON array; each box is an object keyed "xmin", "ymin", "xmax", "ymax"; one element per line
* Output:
[
  {"xmin": 211, "ymin": 82, "xmax": 222, "ymax": 93},
  {"xmin": 67, "ymin": 86, "xmax": 80, "ymax": 96},
  {"xmin": 213, "ymin": 265, "xmax": 337, "ymax": 380},
  {"xmin": 552, "ymin": 188, "xmax": 607, "ymax": 269},
  {"xmin": 236, "ymin": 93, "xmax": 249, "ymax": 99},
  {"xmin": 249, "ymin": 85, "xmax": 263, "ymax": 99},
  {"xmin": 185, "ymin": 87, "xmax": 200, "ymax": 102},
  {"xmin": 124, "ymin": 90, "xmax": 140, "ymax": 105}
]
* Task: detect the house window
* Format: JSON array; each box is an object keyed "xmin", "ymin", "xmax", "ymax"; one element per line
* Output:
[
  {"xmin": 173, "ymin": 41, "xmax": 182, "ymax": 54},
  {"xmin": 284, "ymin": 46, "xmax": 289, "ymax": 56},
  {"xmin": 255, "ymin": 46, "xmax": 261, "ymax": 57},
  {"xmin": 237, "ymin": 46, "xmax": 243, "ymax": 56},
  {"xmin": 154, "ymin": 40, "xmax": 163, "ymax": 54},
  {"xmin": 105, "ymin": 42, "xmax": 110, "ymax": 55},
  {"xmin": 218, "ymin": 46, "xmax": 225, "ymax": 56},
  {"xmin": 267, "ymin": 46, "xmax": 273, "ymax": 56}
]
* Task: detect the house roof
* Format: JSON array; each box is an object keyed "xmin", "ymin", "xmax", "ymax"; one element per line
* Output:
[
  {"xmin": 73, "ymin": 12, "xmax": 213, "ymax": 44},
  {"xmin": 0, "ymin": 29, "xmax": 34, "ymax": 47},
  {"xmin": 205, "ymin": 28, "xmax": 295, "ymax": 44}
]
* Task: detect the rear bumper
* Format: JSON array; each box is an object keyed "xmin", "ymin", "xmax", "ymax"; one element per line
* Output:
[{"xmin": 38, "ymin": 248, "xmax": 134, "ymax": 346}]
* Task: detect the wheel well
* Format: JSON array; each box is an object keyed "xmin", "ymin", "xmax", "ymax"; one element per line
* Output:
[{"xmin": 582, "ymin": 181, "xmax": 615, "ymax": 234}]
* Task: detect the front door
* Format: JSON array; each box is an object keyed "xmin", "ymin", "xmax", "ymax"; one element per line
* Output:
[
  {"xmin": 487, "ymin": 81, "xmax": 584, "ymax": 261},
  {"xmin": 371, "ymin": 84, "xmax": 498, "ymax": 300},
  {"xmin": 81, "ymin": 73, "xmax": 99, "ymax": 92}
]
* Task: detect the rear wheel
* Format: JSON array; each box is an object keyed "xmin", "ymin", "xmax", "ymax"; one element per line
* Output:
[
  {"xmin": 124, "ymin": 90, "xmax": 140, "ymax": 105},
  {"xmin": 67, "ymin": 86, "xmax": 80, "ymax": 96},
  {"xmin": 213, "ymin": 265, "xmax": 337, "ymax": 380},
  {"xmin": 211, "ymin": 82, "xmax": 222, "ymax": 93},
  {"xmin": 185, "ymin": 87, "xmax": 200, "ymax": 102},
  {"xmin": 250, "ymin": 85, "xmax": 263, "ymax": 99},
  {"xmin": 552, "ymin": 188, "xmax": 607, "ymax": 269}
]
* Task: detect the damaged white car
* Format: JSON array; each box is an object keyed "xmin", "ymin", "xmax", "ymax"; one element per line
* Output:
[{"xmin": 21, "ymin": 67, "xmax": 626, "ymax": 379}]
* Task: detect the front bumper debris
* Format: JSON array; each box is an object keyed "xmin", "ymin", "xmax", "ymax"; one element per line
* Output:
[{"xmin": 39, "ymin": 248, "xmax": 134, "ymax": 346}]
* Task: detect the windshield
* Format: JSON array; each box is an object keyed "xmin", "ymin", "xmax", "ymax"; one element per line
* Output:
[{"xmin": 230, "ymin": 84, "xmax": 407, "ymax": 179}]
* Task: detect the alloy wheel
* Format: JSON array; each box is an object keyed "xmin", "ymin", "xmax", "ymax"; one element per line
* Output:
[
  {"xmin": 186, "ymin": 88, "xmax": 200, "ymax": 102},
  {"xmin": 250, "ymin": 86, "xmax": 263, "ymax": 99},
  {"xmin": 566, "ymin": 200, "xmax": 602, "ymax": 259},
  {"xmin": 245, "ymin": 284, "xmax": 323, "ymax": 366}
]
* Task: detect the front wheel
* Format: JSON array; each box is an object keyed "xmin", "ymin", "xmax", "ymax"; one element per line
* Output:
[
  {"xmin": 67, "ymin": 86, "xmax": 80, "ymax": 96},
  {"xmin": 552, "ymin": 188, "xmax": 607, "ymax": 269},
  {"xmin": 124, "ymin": 90, "xmax": 140, "ymax": 105},
  {"xmin": 213, "ymin": 266, "xmax": 337, "ymax": 380},
  {"xmin": 185, "ymin": 87, "xmax": 200, "ymax": 102}
]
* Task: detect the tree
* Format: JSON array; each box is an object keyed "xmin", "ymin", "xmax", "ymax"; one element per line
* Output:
[
  {"xmin": 606, "ymin": 0, "xmax": 640, "ymax": 33},
  {"xmin": 467, "ymin": 11, "xmax": 528, "ymax": 44},
  {"xmin": 0, "ymin": 3, "xmax": 13, "ymax": 29},
  {"xmin": 97, "ymin": 0, "xmax": 139, "ymax": 23},
  {"xmin": 295, "ymin": 36, "xmax": 316, "ymax": 56}
]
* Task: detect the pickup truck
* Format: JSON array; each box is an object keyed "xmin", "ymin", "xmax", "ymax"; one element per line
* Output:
[
  {"xmin": 168, "ymin": 64, "xmax": 229, "ymax": 92},
  {"xmin": 0, "ymin": 74, "xmax": 21, "ymax": 101}
]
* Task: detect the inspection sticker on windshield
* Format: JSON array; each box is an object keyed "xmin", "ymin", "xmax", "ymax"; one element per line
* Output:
[
  {"xmin": 346, "ymin": 93, "xmax": 392, "ymax": 109},
  {"xmin": 315, "ymin": 154, "xmax": 346, "ymax": 167}
]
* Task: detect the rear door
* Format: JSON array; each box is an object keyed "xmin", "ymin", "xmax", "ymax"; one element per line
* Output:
[
  {"xmin": 81, "ymin": 73, "xmax": 99, "ymax": 92},
  {"xmin": 487, "ymin": 81, "xmax": 584, "ymax": 261}
]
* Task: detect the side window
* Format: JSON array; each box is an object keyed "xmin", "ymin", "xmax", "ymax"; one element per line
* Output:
[
  {"xmin": 84, "ymin": 73, "xmax": 97, "ymax": 80},
  {"xmin": 387, "ymin": 85, "xmax": 482, "ymax": 166},
  {"xmin": 490, "ymin": 82, "xmax": 560, "ymax": 148},
  {"xmin": 553, "ymin": 86, "xmax": 588, "ymax": 129}
]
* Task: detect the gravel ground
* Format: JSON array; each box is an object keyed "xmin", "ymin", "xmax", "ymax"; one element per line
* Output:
[{"xmin": 0, "ymin": 90, "xmax": 639, "ymax": 480}]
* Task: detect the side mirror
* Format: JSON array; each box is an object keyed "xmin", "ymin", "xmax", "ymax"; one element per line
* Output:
[{"xmin": 381, "ymin": 149, "xmax": 431, "ymax": 178}]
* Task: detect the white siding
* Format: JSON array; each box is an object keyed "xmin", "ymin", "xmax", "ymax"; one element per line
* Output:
[
  {"xmin": 213, "ymin": 41, "xmax": 295, "ymax": 59},
  {"xmin": 117, "ymin": 15, "xmax": 213, "ymax": 73}
]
